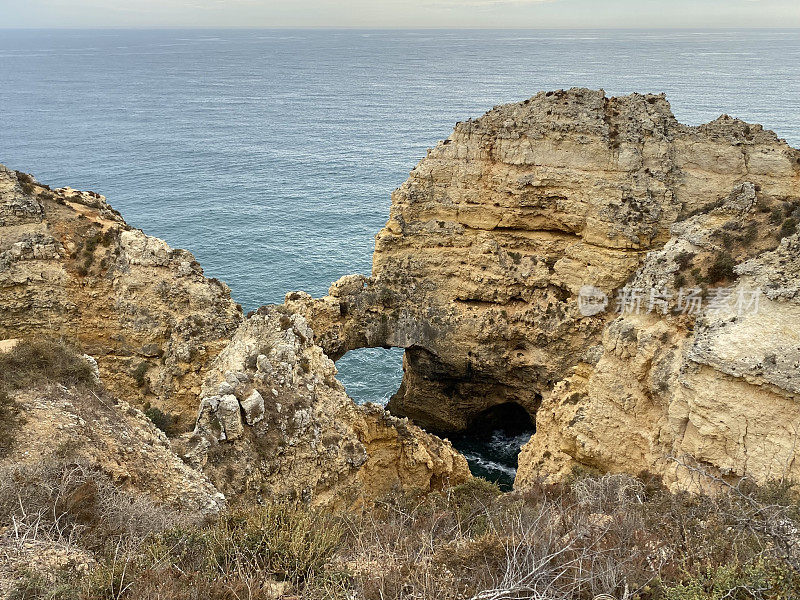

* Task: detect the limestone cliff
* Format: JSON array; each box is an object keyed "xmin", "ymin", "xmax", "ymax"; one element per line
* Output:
[
  {"xmin": 0, "ymin": 165, "xmax": 469, "ymax": 505},
  {"xmin": 186, "ymin": 305, "xmax": 470, "ymax": 507},
  {"xmin": 0, "ymin": 165, "xmax": 242, "ymax": 422},
  {"xmin": 517, "ymin": 201, "xmax": 800, "ymax": 488},
  {"xmin": 287, "ymin": 88, "xmax": 800, "ymax": 487}
]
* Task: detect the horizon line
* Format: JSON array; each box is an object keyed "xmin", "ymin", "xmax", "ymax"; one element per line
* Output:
[{"xmin": 3, "ymin": 25, "xmax": 800, "ymax": 31}]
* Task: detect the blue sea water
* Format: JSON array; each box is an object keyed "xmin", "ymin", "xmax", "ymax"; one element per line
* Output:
[{"xmin": 2, "ymin": 29, "xmax": 799, "ymax": 485}]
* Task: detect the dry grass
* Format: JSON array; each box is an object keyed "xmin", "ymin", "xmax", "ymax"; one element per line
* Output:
[
  {"xmin": 0, "ymin": 338, "xmax": 97, "ymax": 458},
  {"xmin": 2, "ymin": 468, "xmax": 799, "ymax": 600},
  {"xmin": 0, "ymin": 337, "xmax": 97, "ymax": 391},
  {"xmin": 1, "ymin": 340, "xmax": 798, "ymax": 599}
]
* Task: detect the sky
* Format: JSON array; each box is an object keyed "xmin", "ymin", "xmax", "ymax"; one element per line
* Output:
[{"xmin": 2, "ymin": 0, "xmax": 800, "ymax": 29}]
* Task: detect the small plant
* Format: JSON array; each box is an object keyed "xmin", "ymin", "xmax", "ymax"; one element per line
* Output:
[
  {"xmin": 707, "ymin": 253, "xmax": 736, "ymax": 283},
  {"xmin": 0, "ymin": 390, "xmax": 21, "ymax": 458},
  {"xmin": 131, "ymin": 361, "xmax": 149, "ymax": 389},
  {"xmin": 84, "ymin": 232, "xmax": 101, "ymax": 253},
  {"xmin": 769, "ymin": 207, "xmax": 785, "ymax": 225},
  {"xmin": 100, "ymin": 229, "xmax": 115, "ymax": 247},
  {"xmin": 740, "ymin": 224, "xmax": 758, "ymax": 245},
  {"xmin": 14, "ymin": 170, "xmax": 36, "ymax": 196},
  {"xmin": 718, "ymin": 231, "xmax": 735, "ymax": 250},
  {"xmin": 780, "ymin": 217, "xmax": 797, "ymax": 239},
  {"xmin": 144, "ymin": 406, "xmax": 178, "ymax": 436},
  {"xmin": 674, "ymin": 251, "xmax": 696, "ymax": 270}
]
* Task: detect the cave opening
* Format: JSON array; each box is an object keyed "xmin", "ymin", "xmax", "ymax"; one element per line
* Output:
[
  {"xmin": 335, "ymin": 347, "xmax": 537, "ymax": 492},
  {"xmin": 449, "ymin": 402, "xmax": 536, "ymax": 491}
]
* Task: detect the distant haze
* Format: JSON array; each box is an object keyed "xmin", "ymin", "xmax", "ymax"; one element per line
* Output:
[{"xmin": 4, "ymin": 0, "xmax": 800, "ymax": 29}]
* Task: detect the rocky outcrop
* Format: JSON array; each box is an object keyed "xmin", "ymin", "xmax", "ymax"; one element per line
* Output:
[
  {"xmin": 185, "ymin": 305, "xmax": 471, "ymax": 507},
  {"xmin": 0, "ymin": 382, "xmax": 225, "ymax": 515},
  {"xmin": 4, "ymin": 86, "xmax": 798, "ymax": 495},
  {"xmin": 287, "ymin": 88, "xmax": 800, "ymax": 487},
  {"xmin": 0, "ymin": 165, "xmax": 242, "ymax": 422},
  {"xmin": 0, "ymin": 165, "xmax": 470, "ymax": 509}
]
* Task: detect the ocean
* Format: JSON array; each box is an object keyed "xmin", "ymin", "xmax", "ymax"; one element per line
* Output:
[{"xmin": 2, "ymin": 29, "xmax": 799, "ymax": 487}]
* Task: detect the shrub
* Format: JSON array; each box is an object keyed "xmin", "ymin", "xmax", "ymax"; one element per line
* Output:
[
  {"xmin": 131, "ymin": 362, "xmax": 149, "ymax": 389},
  {"xmin": 84, "ymin": 232, "xmax": 101, "ymax": 253},
  {"xmin": 144, "ymin": 406, "xmax": 178, "ymax": 436},
  {"xmin": 0, "ymin": 458, "xmax": 185, "ymax": 588},
  {"xmin": 663, "ymin": 561, "xmax": 800, "ymax": 600},
  {"xmin": 0, "ymin": 338, "xmax": 95, "ymax": 392},
  {"xmin": 769, "ymin": 207, "xmax": 785, "ymax": 225},
  {"xmin": 15, "ymin": 170, "xmax": 36, "ymax": 196},
  {"xmin": 707, "ymin": 253, "xmax": 736, "ymax": 284},
  {"xmin": 740, "ymin": 224, "xmax": 758, "ymax": 245},
  {"xmin": 718, "ymin": 231, "xmax": 735, "ymax": 250},
  {"xmin": 82, "ymin": 502, "xmax": 346, "ymax": 599},
  {"xmin": 674, "ymin": 251, "xmax": 696, "ymax": 270},
  {"xmin": 0, "ymin": 390, "xmax": 22, "ymax": 458},
  {"xmin": 780, "ymin": 218, "xmax": 797, "ymax": 239},
  {"xmin": 100, "ymin": 229, "xmax": 115, "ymax": 247}
]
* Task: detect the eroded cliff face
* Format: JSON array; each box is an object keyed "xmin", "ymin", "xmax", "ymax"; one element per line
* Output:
[
  {"xmin": 517, "ymin": 207, "xmax": 800, "ymax": 488},
  {"xmin": 0, "ymin": 166, "xmax": 243, "ymax": 421},
  {"xmin": 0, "ymin": 165, "xmax": 470, "ymax": 505},
  {"xmin": 185, "ymin": 305, "xmax": 470, "ymax": 507},
  {"xmin": 286, "ymin": 88, "xmax": 800, "ymax": 487}
]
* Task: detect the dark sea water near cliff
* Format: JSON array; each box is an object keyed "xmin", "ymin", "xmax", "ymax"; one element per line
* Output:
[{"xmin": 2, "ymin": 29, "xmax": 799, "ymax": 488}]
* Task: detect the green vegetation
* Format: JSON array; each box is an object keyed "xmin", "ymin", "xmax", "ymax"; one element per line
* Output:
[
  {"xmin": 780, "ymin": 217, "xmax": 797, "ymax": 239},
  {"xmin": 131, "ymin": 361, "xmax": 150, "ymax": 389},
  {"xmin": 14, "ymin": 170, "xmax": 36, "ymax": 196},
  {"xmin": 674, "ymin": 251, "xmax": 696, "ymax": 271},
  {"xmin": 0, "ymin": 339, "xmax": 96, "ymax": 458},
  {"xmin": 0, "ymin": 391, "xmax": 20, "ymax": 459}
]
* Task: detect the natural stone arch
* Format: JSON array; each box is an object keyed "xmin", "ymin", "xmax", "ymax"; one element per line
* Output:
[
  {"xmin": 284, "ymin": 89, "xmax": 800, "ymax": 489},
  {"xmin": 284, "ymin": 281, "xmax": 544, "ymax": 435}
]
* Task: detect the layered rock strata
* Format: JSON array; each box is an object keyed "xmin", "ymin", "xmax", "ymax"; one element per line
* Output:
[
  {"xmin": 0, "ymin": 166, "xmax": 470, "ymax": 505},
  {"xmin": 0, "ymin": 165, "xmax": 242, "ymax": 421},
  {"xmin": 287, "ymin": 88, "xmax": 800, "ymax": 487}
]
